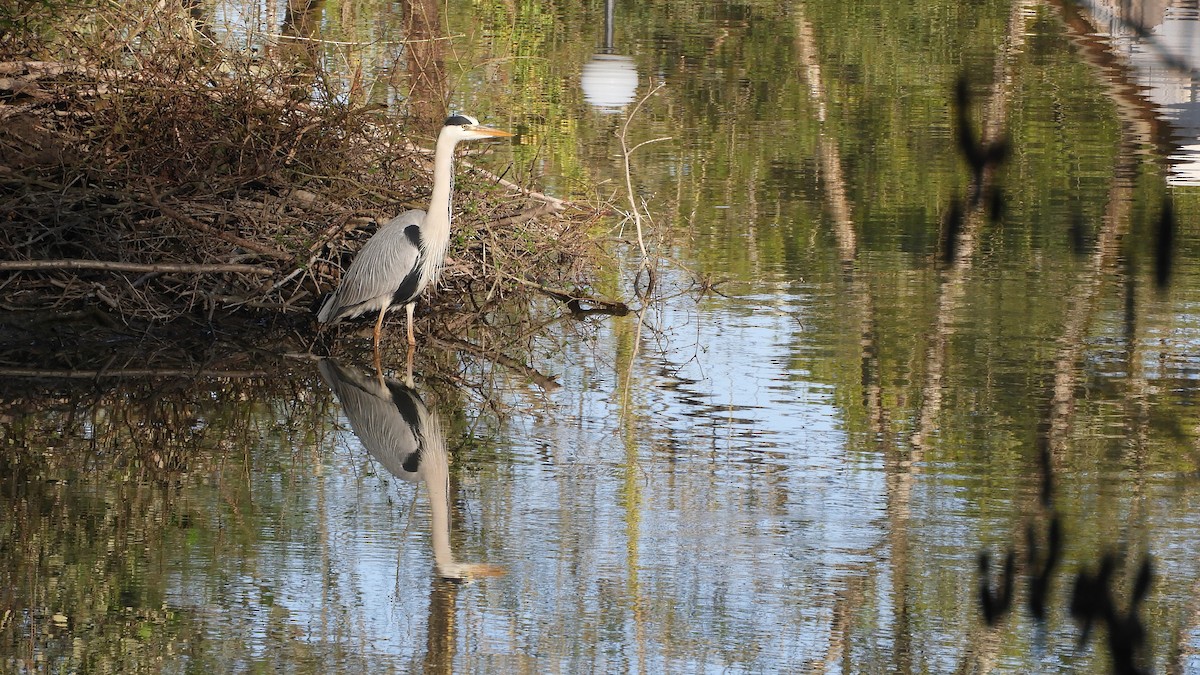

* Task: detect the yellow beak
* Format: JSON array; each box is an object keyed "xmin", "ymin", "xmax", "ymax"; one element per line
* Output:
[{"xmin": 471, "ymin": 125, "xmax": 515, "ymax": 138}]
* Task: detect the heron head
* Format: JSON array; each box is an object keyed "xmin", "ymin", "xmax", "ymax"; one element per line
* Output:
[
  {"xmin": 436, "ymin": 561, "xmax": 508, "ymax": 582},
  {"xmin": 442, "ymin": 114, "xmax": 514, "ymax": 141}
]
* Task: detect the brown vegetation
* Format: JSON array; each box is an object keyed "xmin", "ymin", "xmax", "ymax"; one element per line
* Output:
[{"xmin": 0, "ymin": 4, "xmax": 615, "ymax": 368}]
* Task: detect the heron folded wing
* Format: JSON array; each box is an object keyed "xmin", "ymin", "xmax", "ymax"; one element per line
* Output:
[
  {"xmin": 319, "ymin": 210, "xmax": 426, "ymax": 322},
  {"xmin": 317, "ymin": 360, "xmax": 424, "ymax": 482}
]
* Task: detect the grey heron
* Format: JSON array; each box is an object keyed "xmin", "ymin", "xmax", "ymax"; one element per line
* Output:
[
  {"xmin": 317, "ymin": 115, "xmax": 514, "ymax": 354},
  {"xmin": 318, "ymin": 358, "xmax": 504, "ymax": 581}
]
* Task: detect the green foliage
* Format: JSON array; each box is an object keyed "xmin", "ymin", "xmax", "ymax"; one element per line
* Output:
[{"xmin": 0, "ymin": 0, "xmax": 91, "ymax": 57}]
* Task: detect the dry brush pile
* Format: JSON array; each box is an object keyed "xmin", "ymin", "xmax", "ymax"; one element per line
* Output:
[{"xmin": 0, "ymin": 5, "xmax": 613, "ymax": 352}]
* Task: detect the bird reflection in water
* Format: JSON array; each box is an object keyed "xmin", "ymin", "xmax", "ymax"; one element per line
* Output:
[{"xmin": 318, "ymin": 358, "xmax": 504, "ymax": 582}]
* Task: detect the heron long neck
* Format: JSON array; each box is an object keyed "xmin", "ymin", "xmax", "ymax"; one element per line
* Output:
[
  {"xmin": 421, "ymin": 129, "xmax": 459, "ymax": 289},
  {"xmin": 422, "ymin": 440, "xmax": 457, "ymax": 578}
]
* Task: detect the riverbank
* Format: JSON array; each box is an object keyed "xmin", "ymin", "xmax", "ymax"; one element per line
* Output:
[{"xmin": 1, "ymin": 17, "xmax": 614, "ymax": 362}]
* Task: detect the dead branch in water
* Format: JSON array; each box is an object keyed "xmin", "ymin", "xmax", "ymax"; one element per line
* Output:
[
  {"xmin": 0, "ymin": 367, "xmax": 270, "ymax": 379},
  {"xmin": 501, "ymin": 273, "xmax": 629, "ymax": 315},
  {"xmin": 617, "ymin": 83, "xmax": 669, "ymax": 302},
  {"xmin": 0, "ymin": 260, "xmax": 275, "ymax": 275}
]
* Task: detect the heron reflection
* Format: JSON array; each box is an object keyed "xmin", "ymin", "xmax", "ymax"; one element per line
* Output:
[{"xmin": 318, "ymin": 359, "xmax": 503, "ymax": 582}]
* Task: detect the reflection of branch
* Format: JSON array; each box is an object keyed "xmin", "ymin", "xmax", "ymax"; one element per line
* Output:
[
  {"xmin": 432, "ymin": 335, "xmax": 560, "ymax": 391},
  {"xmin": 806, "ymin": 566, "xmax": 873, "ymax": 671},
  {"xmin": 1037, "ymin": 0, "xmax": 1148, "ymax": 477},
  {"xmin": 792, "ymin": 19, "xmax": 905, "ymax": 670},
  {"xmin": 1043, "ymin": 140, "xmax": 1135, "ymax": 475},
  {"xmin": 1079, "ymin": 2, "xmax": 1199, "ymax": 77},
  {"xmin": 972, "ymin": 8, "xmax": 1148, "ymax": 664},
  {"xmin": 1045, "ymin": 0, "xmax": 1177, "ymax": 157},
  {"xmin": 1177, "ymin": 577, "xmax": 1200, "ymax": 666}
]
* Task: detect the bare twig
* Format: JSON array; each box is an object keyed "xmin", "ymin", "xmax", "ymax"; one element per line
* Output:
[
  {"xmin": 490, "ymin": 201, "xmax": 563, "ymax": 228},
  {"xmin": 402, "ymin": 140, "xmax": 569, "ymax": 211},
  {"xmin": 140, "ymin": 186, "xmax": 293, "ymax": 261},
  {"xmin": 618, "ymin": 82, "xmax": 669, "ymax": 263}
]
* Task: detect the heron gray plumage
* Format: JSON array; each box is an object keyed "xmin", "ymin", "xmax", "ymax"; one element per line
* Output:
[
  {"xmin": 317, "ymin": 115, "xmax": 514, "ymax": 352},
  {"xmin": 318, "ymin": 358, "xmax": 504, "ymax": 581}
]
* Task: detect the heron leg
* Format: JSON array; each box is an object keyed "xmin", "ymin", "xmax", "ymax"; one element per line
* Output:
[
  {"xmin": 404, "ymin": 343, "xmax": 415, "ymax": 388},
  {"xmin": 405, "ymin": 302, "xmax": 417, "ymax": 347},
  {"xmin": 373, "ymin": 306, "xmax": 387, "ymax": 350},
  {"xmin": 371, "ymin": 307, "xmax": 386, "ymax": 377}
]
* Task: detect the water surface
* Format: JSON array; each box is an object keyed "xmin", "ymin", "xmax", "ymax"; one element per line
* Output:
[{"xmin": 5, "ymin": 0, "xmax": 1200, "ymax": 673}]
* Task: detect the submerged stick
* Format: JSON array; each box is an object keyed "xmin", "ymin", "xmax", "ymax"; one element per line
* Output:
[{"xmin": 501, "ymin": 273, "xmax": 629, "ymax": 314}]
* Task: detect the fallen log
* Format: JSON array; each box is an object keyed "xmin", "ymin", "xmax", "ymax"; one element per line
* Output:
[{"xmin": 0, "ymin": 259, "xmax": 276, "ymax": 275}]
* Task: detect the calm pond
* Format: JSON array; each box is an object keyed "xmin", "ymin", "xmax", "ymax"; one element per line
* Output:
[{"xmin": 5, "ymin": 0, "xmax": 1200, "ymax": 673}]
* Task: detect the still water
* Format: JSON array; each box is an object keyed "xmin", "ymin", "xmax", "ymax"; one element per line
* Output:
[{"xmin": 6, "ymin": 0, "xmax": 1200, "ymax": 672}]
